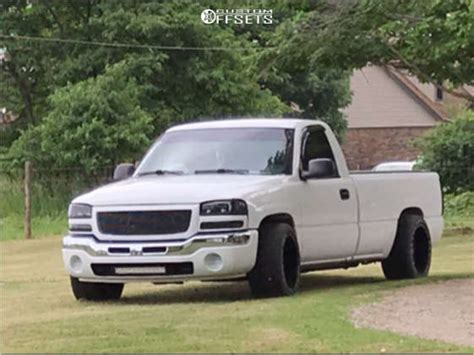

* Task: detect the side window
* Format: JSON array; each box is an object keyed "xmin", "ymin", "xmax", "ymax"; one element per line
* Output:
[{"xmin": 302, "ymin": 128, "xmax": 338, "ymax": 176}]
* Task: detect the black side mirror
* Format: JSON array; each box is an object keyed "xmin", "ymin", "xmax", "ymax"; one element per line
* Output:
[
  {"xmin": 113, "ymin": 163, "xmax": 135, "ymax": 181},
  {"xmin": 302, "ymin": 158, "xmax": 336, "ymax": 180}
]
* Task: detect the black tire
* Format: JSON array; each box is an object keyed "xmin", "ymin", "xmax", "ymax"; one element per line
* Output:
[
  {"xmin": 70, "ymin": 277, "xmax": 124, "ymax": 301},
  {"xmin": 382, "ymin": 214, "xmax": 432, "ymax": 280},
  {"xmin": 248, "ymin": 223, "xmax": 300, "ymax": 297}
]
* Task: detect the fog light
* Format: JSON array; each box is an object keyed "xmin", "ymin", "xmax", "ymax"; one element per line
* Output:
[
  {"xmin": 70, "ymin": 255, "xmax": 83, "ymax": 273},
  {"xmin": 227, "ymin": 234, "xmax": 250, "ymax": 244},
  {"xmin": 204, "ymin": 253, "xmax": 223, "ymax": 272}
]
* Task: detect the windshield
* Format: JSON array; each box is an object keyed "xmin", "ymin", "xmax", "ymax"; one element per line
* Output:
[{"xmin": 136, "ymin": 128, "xmax": 294, "ymax": 176}]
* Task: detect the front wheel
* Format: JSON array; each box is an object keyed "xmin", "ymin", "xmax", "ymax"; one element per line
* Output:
[
  {"xmin": 70, "ymin": 277, "xmax": 124, "ymax": 301},
  {"xmin": 382, "ymin": 214, "xmax": 432, "ymax": 280},
  {"xmin": 248, "ymin": 223, "xmax": 300, "ymax": 297}
]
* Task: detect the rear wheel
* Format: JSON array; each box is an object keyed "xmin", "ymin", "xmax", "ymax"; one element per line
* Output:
[
  {"xmin": 70, "ymin": 277, "xmax": 124, "ymax": 301},
  {"xmin": 382, "ymin": 214, "xmax": 431, "ymax": 280},
  {"xmin": 248, "ymin": 223, "xmax": 300, "ymax": 297}
]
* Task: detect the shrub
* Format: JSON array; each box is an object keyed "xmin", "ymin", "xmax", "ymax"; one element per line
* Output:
[
  {"xmin": 443, "ymin": 191, "xmax": 474, "ymax": 217},
  {"xmin": 417, "ymin": 110, "xmax": 474, "ymax": 193}
]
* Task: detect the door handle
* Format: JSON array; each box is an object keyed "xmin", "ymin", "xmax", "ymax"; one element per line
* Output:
[{"xmin": 340, "ymin": 189, "xmax": 350, "ymax": 200}]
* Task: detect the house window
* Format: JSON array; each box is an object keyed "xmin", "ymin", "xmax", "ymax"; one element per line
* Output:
[{"xmin": 435, "ymin": 87, "xmax": 443, "ymax": 101}]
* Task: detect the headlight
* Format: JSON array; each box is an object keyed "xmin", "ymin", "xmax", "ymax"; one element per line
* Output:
[
  {"xmin": 68, "ymin": 203, "xmax": 92, "ymax": 219},
  {"xmin": 200, "ymin": 199, "xmax": 248, "ymax": 216}
]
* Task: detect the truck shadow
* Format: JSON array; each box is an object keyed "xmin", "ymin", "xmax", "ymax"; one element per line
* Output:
[
  {"xmin": 117, "ymin": 272, "xmax": 472, "ymax": 305},
  {"xmin": 118, "ymin": 273, "xmax": 385, "ymax": 305}
]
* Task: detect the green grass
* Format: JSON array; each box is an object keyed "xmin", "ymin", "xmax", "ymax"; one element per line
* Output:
[
  {"xmin": 0, "ymin": 175, "xmax": 69, "ymax": 241},
  {"xmin": 1, "ymin": 232, "xmax": 473, "ymax": 352},
  {"xmin": 0, "ymin": 214, "xmax": 67, "ymax": 241},
  {"xmin": 444, "ymin": 215, "xmax": 474, "ymax": 236}
]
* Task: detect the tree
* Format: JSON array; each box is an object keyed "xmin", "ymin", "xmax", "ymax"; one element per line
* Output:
[
  {"xmin": 272, "ymin": 0, "xmax": 474, "ymax": 103},
  {"xmin": 1, "ymin": 0, "xmax": 289, "ymax": 169},
  {"xmin": 259, "ymin": 54, "xmax": 351, "ymax": 140},
  {"xmin": 225, "ymin": 1, "xmax": 352, "ymax": 138},
  {"xmin": 6, "ymin": 63, "xmax": 153, "ymax": 171},
  {"xmin": 1, "ymin": 0, "xmax": 356, "ymax": 169},
  {"xmin": 0, "ymin": 1, "xmax": 286, "ymax": 125},
  {"xmin": 417, "ymin": 110, "xmax": 474, "ymax": 193},
  {"xmin": 0, "ymin": 0, "xmax": 106, "ymax": 145}
]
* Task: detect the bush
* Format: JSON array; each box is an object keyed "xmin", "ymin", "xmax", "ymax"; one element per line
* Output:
[
  {"xmin": 443, "ymin": 191, "xmax": 474, "ymax": 217},
  {"xmin": 417, "ymin": 110, "xmax": 474, "ymax": 193}
]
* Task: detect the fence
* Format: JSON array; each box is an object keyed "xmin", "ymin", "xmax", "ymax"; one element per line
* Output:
[{"xmin": 0, "ymin": 162, "xmax": 114, "ymax": 239}]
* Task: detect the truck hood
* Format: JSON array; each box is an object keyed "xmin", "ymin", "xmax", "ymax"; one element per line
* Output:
[{"xmin": 73, "ymin": 174, "xmax": 290, "ymax": 206}]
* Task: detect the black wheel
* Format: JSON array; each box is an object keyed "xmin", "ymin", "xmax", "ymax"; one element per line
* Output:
[
  {"xmin": 382, "ymin": 214, "xmax": 432, "ymax": 280},
  {"xmin": 248, "ymin": 222, "xmax": 300, "ymax": 297},
  {"xmin": 70, "ymin": 277, "xmax": 124, "ymax": 301}
]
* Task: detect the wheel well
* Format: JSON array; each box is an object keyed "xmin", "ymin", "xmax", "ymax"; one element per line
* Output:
[
  {"xmin": 399, "ymin": 207, "xmax": 424, "ymax": 221},
  {"xmin": 259, "ymin": 213, "xmax": 295, "ymax": 231}
]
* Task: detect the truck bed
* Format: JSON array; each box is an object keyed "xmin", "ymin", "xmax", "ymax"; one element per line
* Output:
[{"xmin": 349, "ymin": 171, "xmax": 444, "ymax": 258}]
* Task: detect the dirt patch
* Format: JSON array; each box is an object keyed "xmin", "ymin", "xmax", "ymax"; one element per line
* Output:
[
  {"xmin": 243, "ymin": 327, "xmax": 304, "ymax": 350},
  {"xmin": 352, "ymin": 279, "xmax": 474, "ymax": 346}
]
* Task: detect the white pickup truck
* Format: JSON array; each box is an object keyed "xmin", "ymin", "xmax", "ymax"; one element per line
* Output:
[{"xmin": 63, "ymin": 119, "xmax": 443, "ymax": 300}]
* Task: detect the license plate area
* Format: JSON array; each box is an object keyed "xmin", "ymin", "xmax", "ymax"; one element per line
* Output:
[
  {"xmin": 115, "ymin": 266, "xmax": 166, "ymax": 275},
  {"xmin": 91, "ymin": 262, "xmax": 193, "ymax": 276}
]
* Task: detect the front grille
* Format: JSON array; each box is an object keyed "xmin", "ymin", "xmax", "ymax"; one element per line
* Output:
[
  {"xmin": 92, "ymin": 262, "xmax": 194, "ymax": 276},
  {"xmin": 97, "ymin": 210, "xmax": 191, "ymax": 235}
]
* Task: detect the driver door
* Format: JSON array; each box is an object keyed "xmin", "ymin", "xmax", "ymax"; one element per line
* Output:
[{"xmin": 297, "ymin": 126, "xmax": 359, "ymax": 263}]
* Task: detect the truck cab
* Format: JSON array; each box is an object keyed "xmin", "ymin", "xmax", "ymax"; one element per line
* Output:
[{"xmin": 63, "ymin": 119, "xmax": 443, "ymax": 300}]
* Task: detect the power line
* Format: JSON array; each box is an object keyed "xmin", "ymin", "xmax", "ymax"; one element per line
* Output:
[
  {"xmin": 0, "ymin": 4, "xmax": 375, "ymax": 53},
  {"xmin": 0, "ymin": 34, "xmax": 261, "ymax": 52},
  {"xmin": 0, "ymin": 2, "xmax": 379, "ymax": 53}
]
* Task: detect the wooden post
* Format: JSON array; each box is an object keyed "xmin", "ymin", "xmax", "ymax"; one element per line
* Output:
[{"xmin": 24, "ymin": 161, "xmax": 32, "ymax": 240}]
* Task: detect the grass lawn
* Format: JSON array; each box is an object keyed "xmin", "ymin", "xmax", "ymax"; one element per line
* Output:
[
  {"xmin": 1, "ymin": 231, "xmax": 473, "ymax": 352},
  {"xmin": 0, "ymin": 214, "xmax": 67, "ymax": 241}
]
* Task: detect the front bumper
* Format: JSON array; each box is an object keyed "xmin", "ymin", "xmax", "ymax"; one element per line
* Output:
[{"xmin": 62, "ymin": 230, "xmax": 258, "ymax": 283}]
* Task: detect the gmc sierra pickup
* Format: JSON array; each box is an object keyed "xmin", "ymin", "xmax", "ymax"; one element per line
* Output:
[{"xmin": 63, "ymin": 119, "xmax": 443, "ymax": 300}]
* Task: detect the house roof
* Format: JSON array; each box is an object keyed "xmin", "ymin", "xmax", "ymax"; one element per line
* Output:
[{"xmin": 343, "ymin": 65, "xmax": 450, "ymax": 129}]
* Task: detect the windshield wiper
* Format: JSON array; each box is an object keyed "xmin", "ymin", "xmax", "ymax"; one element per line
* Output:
[
  {"xmin": 137, "ymin": 169, "xmax": 184, "ymax": 177},
  {"xmin": 194, "ymin": 168, "xmax": 249, "ymax": 175}
]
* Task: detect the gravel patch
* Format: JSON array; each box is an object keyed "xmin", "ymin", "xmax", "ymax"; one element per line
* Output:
[{"xmin": 352, "ymin": 279, "xmax": 474, "ymax": 346}]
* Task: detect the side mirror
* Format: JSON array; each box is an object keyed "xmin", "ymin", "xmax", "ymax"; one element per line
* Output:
[
  {"xmin": 302, "ymin": 158, "xmax": 336, "ymax": 180},
  {"xmin": 113, "ymin": 163, "xmax": 135, "ymax": 181}
]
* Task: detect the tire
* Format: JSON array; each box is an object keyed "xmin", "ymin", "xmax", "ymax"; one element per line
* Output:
[
  {"xmin": 248, "ymin": 223, "xmax": 300, "ymax": 297},
  {"xmin": 70, "ymin": 277, "xmax": 124, "ymax": 301},
  {"xmin": 382, "ymin": 214, "xmax": 432, "ymax": 280}
]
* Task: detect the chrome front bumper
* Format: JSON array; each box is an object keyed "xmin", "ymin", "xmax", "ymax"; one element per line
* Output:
[{"xmin": 62, "ymin": 230, "xmax": 258, "ymax": 283}]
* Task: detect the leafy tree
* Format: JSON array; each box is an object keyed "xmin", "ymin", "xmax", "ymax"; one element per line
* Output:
[
  {"xmin": 226, "ymin": 1, "xmax": 352, "ymax": 138},
  {"xmin": 417, "ymin": 110, "xmax": 474, "ymax": 193},
  {"xmin": 6, "ymin": 63, "xmax": 153, "ymax": 171},
  {"xmin": 260, "ymin": 55, "xmax": 351, "ymax": 140},
  {"xmin": 0, "ymin": 0, "xmax": 106, "ymax": 145},
  {"xmin": 272, "ymin": 0, "xmax": 474, "ymax": 103},
  {"xmin": 1, "ymin": 0, "xmax": 289, "ymax": 169},
  {"xmin": 1, "ymin": 0, "xmax": 358, "ymax": 170}
]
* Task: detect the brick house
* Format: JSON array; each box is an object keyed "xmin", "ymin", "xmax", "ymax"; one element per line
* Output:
[{"xmin": 341, "ymin": 65, "xmax": 457, "ymax": 170}]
